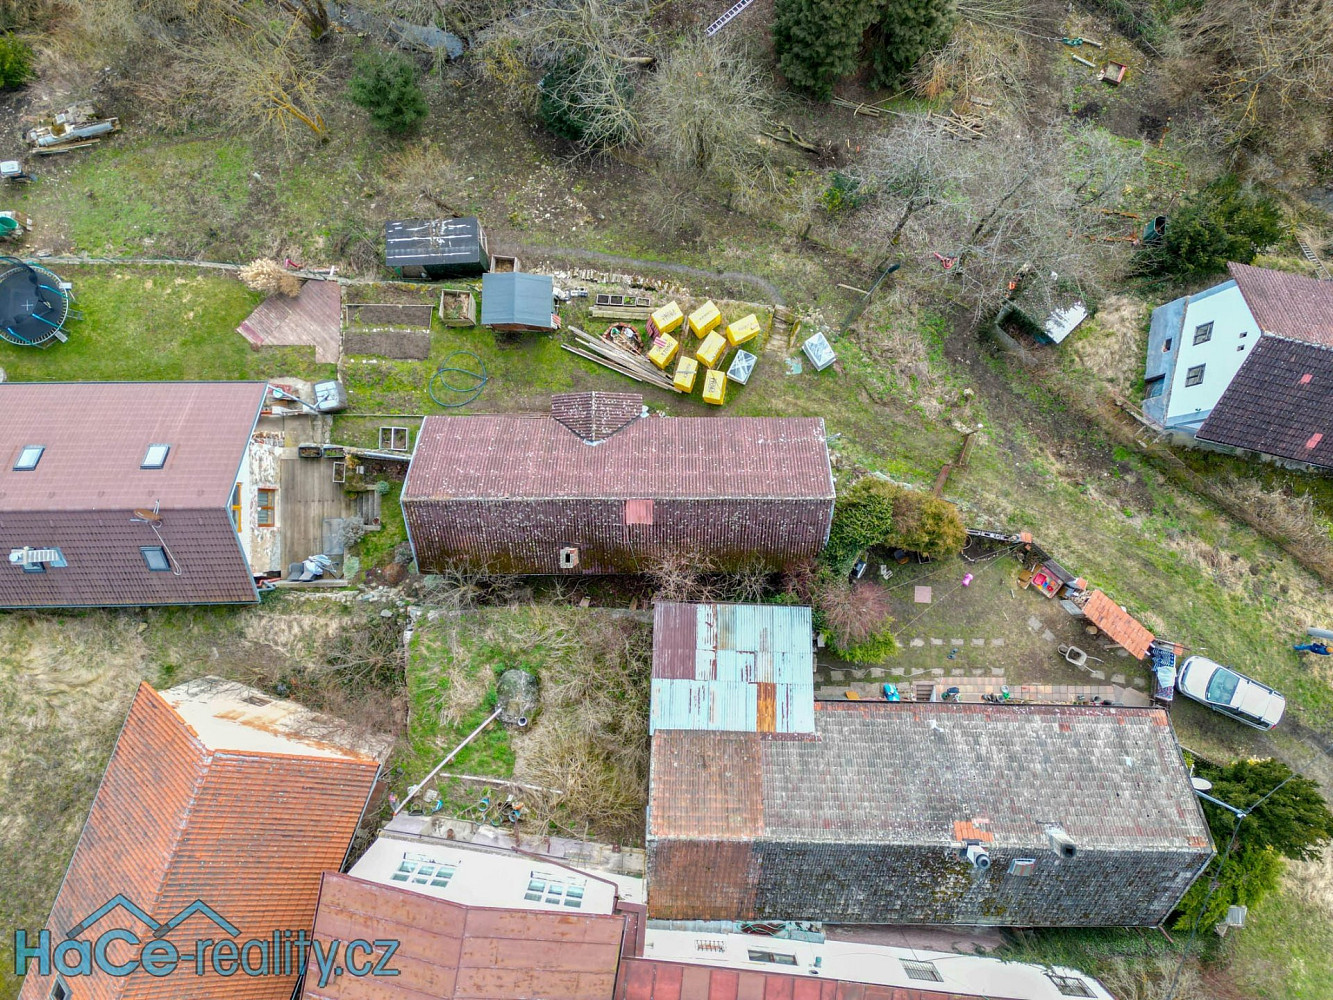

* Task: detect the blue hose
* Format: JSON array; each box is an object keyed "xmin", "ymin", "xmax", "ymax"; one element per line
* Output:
[{"xmin": 427, "ymin": 351, "xmax": 489, "ymax": 408}]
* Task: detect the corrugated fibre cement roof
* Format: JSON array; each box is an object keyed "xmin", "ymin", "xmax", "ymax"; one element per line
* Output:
[{"xmin": 651, "ymin": 602, "xmax": 815, "ymax": 734}]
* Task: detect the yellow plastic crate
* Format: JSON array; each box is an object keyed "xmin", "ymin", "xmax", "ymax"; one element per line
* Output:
[
  {"xmin": 725, "ymin": 313, "xmax": 761, "ymax": 347},
  {"xmin": 651, "ymin": 301, "xmax": 684, "ymax": 336},
  {"xmin": 702, "ymin": 368, "xmax": 727, "ymax": 405},
  {"xmin": 688, "ymin": 300, "xmax": 722, "ymax": 338},
  {"xmin": 695, "ymin": 330, "xmax": 728, "ymax": 368},
  {"xmin": 673, "ymin": 355, "xmax": 699, "ymax": 392},
  {"xmin": 647, "ymin": 332, "xmax": 680, "ymax": 370}
]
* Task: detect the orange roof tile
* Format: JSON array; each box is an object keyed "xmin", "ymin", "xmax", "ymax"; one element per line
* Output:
[
  {"xmin": 19, "ymin": 684, "xmax": 380, "ymax": 1000},
  {"xmin": 1081, "ymin": 590, "xmax": 1154, "ymax": 660}
]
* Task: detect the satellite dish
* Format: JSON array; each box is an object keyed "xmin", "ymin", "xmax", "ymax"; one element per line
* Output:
[
  {"xmin": 1191, "ymin": 777, "xmax": 1213, "ymax": 792},
  {"xmin": 132, "ymin": 508, "xmax": 163, "ymax": 524}
]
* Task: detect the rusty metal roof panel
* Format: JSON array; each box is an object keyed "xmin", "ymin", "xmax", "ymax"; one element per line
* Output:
[{"xmin": 651, "ymin": 603, "xmax": 815, "ymax": 734}]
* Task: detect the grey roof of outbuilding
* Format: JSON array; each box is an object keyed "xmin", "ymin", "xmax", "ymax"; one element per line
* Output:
[
  {"xmin": 480, "ymin": 272, "xmax": 555, "ymax": 328},
  {"xmin": 650, "ymin": 702, "xmax": 1212, "ymax": 852},
  {"xmin": 404, "ymin": 395, "xmax": 835, "ymax": 501},
  {"xmin": 384, "ymin": 217, "xmax": 484, "ymax": 265},
  {"xmin": 1197, "ymin": 335, "xmax": 1333, "ymax": 468}
]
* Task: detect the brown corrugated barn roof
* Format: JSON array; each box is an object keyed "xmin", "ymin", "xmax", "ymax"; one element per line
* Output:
[
  {"xmin": 19, "ymin": 683, "xmax": 381, "ymax": 1000},
  {"xmin": 1197, "ymin": 335, "xmax": 1333, "ymax": 469},
  {"xmin": 650, "ymin": 703, "xmax": 1209, "ymax": 851},
  {"xmin": 1080, "ymin": 590, "xmax": 1155, "ymax": 660},
  {"xmin": 404, "ymin": 393, "xmax": 834, "ymax": 501},
  {"xmin": 1229, "ymin": 263, "xmax": 1333, "ymax": 348}
]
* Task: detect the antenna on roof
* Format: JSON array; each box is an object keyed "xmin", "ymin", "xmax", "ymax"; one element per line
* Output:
[{"xmin": 131, "ymin": 501, "xmax": 182, "ymax": 576}]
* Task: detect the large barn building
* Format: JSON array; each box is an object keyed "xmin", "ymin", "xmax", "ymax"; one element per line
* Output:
[
  {"xmin": 401, "ymin": 392, "xmax": 835, "ymax": 574},
  {"xmin": 645, "ymin": 605, "xmax": 1213, "ymax": 927}
]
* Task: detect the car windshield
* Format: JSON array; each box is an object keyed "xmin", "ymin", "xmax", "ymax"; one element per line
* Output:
[{"xmin": 1205, "ymin": 668, "xmax": 1241, "ymax": 705}]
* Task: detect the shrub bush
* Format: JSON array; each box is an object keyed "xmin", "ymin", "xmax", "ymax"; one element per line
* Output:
[
  {"xmin": 1145, "ymin": 175, "xmax": 1282, "ymax": 279},
  {"xmin": 348, "ymin": 50, "xmax": 429, "ymax": 135},
  {"xmin": 0, "ymin": 33, "xmax": 33, "ymax": 90},
  {"xmin": 825, "ymin": 477, "xmax": 967, "ymax": 571},
  {"xmin": 816, "ymin": 578, "xmax": 899, "ymax": 661},
  {"xmin": 537, "ymin": 56, "xmax": 635, "ymax": 148}
]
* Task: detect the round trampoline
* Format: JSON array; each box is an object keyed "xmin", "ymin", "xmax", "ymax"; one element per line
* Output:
[{"xmin": 0, "ymin": 256, "xmax": 71, "ymax": 347}]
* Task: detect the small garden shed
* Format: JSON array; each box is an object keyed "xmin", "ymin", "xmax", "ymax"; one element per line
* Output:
[
  {"xmin": 480, "ymin": 272, "xmax": 557, "ymax": 332},
  {"xmin": 384, "ymin": 217, "xmax": 489, "ymax": 280}
]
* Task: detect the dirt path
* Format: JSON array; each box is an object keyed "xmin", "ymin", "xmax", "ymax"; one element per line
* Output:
[{"xmin": 518, "ymin": 245, "xmax": 788, "ymax": 305}]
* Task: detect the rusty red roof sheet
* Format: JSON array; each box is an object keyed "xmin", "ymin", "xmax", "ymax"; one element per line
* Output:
[
  {"xmin": 19, "ymin": 684, "xmax": 380, "ymax": 1000},
  {"xmin": 552, "ymin": 391, "xmax": 644, "ymax": 442},
  {"xmin": 1229, "ymin": 263, "xmax": 1333, "ymax": 348},
  {"xmin": 1081, "ymin": 590, "xmax": 1154, "ymax": 660},
  {"xmin": 304, "ymin": 873, "xmax": 627, "ymax": 1000},
  {"xmin": 404, "ymin": 398, "xmax": 834, "ymax": 501},
  {"xmin": 615, "ymin": 959, "xmax": 980, "ymax": 1000}
]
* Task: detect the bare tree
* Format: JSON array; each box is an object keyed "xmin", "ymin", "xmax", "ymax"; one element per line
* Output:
[
  {"xmin": 638, "ymin": 35, "xmax": 779, "ymax": 206},
  {"xmin": 853, "ymin": 119, "xmax": 1149, "ymax": 315},
  {"xmin": 1173, "ymin": 0, "xmax": 1333, "ymax": 171}
]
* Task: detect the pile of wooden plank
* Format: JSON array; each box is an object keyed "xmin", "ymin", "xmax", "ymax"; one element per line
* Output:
[
  {"xmin": 562, "ymin": 326, "xmax": 682, "ymax": 393},
  {"xmin": 928, "ymin": 109, "xmax": 985, "ymax": 140}
]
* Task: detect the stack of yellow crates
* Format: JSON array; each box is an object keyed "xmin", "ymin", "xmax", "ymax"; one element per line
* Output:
[
  {"xmin": 725, "ymin": 313, "xmax": 761, "ymax": 347},
  {"xmin": 702, "ymin": 368, "xmax": 727, "ymax": 405},
  {"xmin": 651, "ymin": 301, "xmax": 684, "ymax": 336},
  {"xmin": 688, "ymin": 300, "xmax": 722, "ymax": 338},
  {"xmin": 673, "ymin": 355, "xmax": 698, "ymax": 392},
  {"xmin": 696, "ymin": 330, "xmax": 728, "ymax": 369},
  {"xmin": 647, "ymin": 332, "xmax": 680, "ymax": 369}
]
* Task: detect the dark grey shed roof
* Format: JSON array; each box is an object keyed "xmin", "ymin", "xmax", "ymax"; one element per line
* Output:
[
  {"xmin": 384, "ymin": 217, "xmax": 484, "ymax": 266},
  {"xmin": 480, "ymin": 272, "xmax": 555, "ymax": 329}
]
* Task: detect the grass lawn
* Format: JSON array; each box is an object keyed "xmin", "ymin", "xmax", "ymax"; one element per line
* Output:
[
  {"xmin": 0, "ymin": 266, "xmax": 331, "ymax": 384},
  {"xmin": 402, "ymin": 605, "xmax": 650, "ymax": 843}
]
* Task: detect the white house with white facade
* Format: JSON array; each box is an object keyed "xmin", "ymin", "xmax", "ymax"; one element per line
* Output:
[{"xmin": 1143, "ymin": 263, "xmax": 1333, "ymax": 470}]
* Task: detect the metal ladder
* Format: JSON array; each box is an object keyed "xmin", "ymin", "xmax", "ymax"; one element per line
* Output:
[
  {"xmin": 1297, "ymin": 237, "xmax": 1331, "ymax": 280},
  {"xmin": 704, "ymin": 0, "xmax": 758, "ymax": 36}
]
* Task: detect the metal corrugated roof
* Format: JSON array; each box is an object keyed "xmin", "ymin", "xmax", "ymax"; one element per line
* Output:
[
  {"xmin": 480, "ymin": 271, "xmax": 555, "ymax": 328},
  {"xmin": 650, "ymin": 603, "xmax": 815, "ymax": 734}
]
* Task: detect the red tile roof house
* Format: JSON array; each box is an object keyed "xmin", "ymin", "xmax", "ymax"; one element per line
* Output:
[
  {"xmin": 646, "ymin": 609, "xmax": 1214, "ymax": 927},
  {"xmin": 0, "ymin": 381, "xmax": 297, "ymax": 609},
  {"xmin": 401, "ymin": 392, "xmax": 836, "ymax": 574},
  {"xmin": 1141, "ymin": 263, "xmax": 1333, "ymax": 470},
  {"xmin": 18, "ymin": 676, "xmax": 388, "ymax": 1000},
  {"xmin": 299, "ymin": 829, "xmax": 1115, "ymax": 1000}
]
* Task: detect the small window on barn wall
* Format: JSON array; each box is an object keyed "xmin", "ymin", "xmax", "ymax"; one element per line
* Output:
[
  {"xmin": 1144, "ymin": 375, "xmax": 1165, "ymax": 399},
  {"xmin": 624, "ymin": 499, "xmax": 654, "ymax": 525},
  {"xmin": 1185, "ymin": 364, "xmax": 1206, "ymax": 387},
  {"xmin": 559, "ymin": 546, "xmax": 579, "ymax": 569},
  {"xmin": 1193, "ymin": 322, "xmax": 1213, "ymax": 345},
  {"xmin": 256, "ymin": 488, "xmax": 276, "ymax": 527}
]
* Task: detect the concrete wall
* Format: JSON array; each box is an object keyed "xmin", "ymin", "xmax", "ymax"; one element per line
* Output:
[
  {"xmin": 403, "ymin": 497, "xmax": 834, "ymax": 574},
  {"xmin": 241, "ymin": 433, "xmax": 284, "ymax": 574},
  {"xmin": 647, "ymin": 838, "xmax": 1213, "ymax": 927}
]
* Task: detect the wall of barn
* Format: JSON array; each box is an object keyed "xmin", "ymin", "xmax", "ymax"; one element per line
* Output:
[
  {"xmin": 403, "ymin": 497, "xmax": 834, "ymax": 573},
  {"xmin": 646, "ymin": 839, "xmax": 1212, "ymax": 926}
]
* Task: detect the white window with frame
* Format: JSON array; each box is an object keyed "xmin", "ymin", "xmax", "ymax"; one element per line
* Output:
[
  {"xmin": 524, "ymin": 872, "xmax": 586, "ymax": 908},
  {"xmin": 141, "ymin": 546, "xmax": 171, "ymax": 572},
  {"xmin": 1185, "ymin": 364, "xmax": 1206, "ymax": 387},
  {"xmin": 1192, "ymin": 322, "xmax": 1213, "ymax": 345},
  {"xmin": 13, "ymin": 445, "xmax": 44, "ymax": 471},
  {"xmin": 389, "ymin": 853, "xmax": 456, "ymax": 888},
  {"xmin": 141, "ymin": 444, "xmax": 171, "ymax": 469}
]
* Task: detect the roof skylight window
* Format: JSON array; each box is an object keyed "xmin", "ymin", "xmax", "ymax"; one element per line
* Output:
[
  {"xmin": 13, "ymin": 445, "xmax": 44, "ymax": 471},
  {"xmin": 141, "ymin": 444, "xmax": 171, "ymax": 469}
]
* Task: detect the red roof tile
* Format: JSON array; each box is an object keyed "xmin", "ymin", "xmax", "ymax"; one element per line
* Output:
[
  {"xmin": 19, "ymin": 684, "xmax": 380, "ymax": 1000},
  {"xmin": 1229, "ymin": 263, "xmax": 1333, "ymax": 348},
  {"xmin": 614, "ymin": 959, "xmax": 981, "ymax": 1000},
  {"xmin": 1080, "ymin": 590, "xmax": 1155, "ymax": 660}
]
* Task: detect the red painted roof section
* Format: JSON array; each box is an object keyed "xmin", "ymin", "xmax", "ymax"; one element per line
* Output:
[
  {"xmin": 614, "ymin": 959, "xmax": 981, "ymax": 1000},
  {"xmin": 552, "ymin": 391, "xmax": 644, "ymax": 442},
  {"xmin": 1080, "ymin": 590, "xmax": 1154, "ymax": 660},
  {"xmin": 303, "ymin": 873, "xmax": 626, "ymax": 1000},
  {"xmin": 0, "ymin": 381, "xmax": 268, "ymax": 510},
  {"xmin": 19, "ymin": 684, "xmax": 380, "ymax": 1000},
  {"xmin": 404, "ymin": 396, "xmax": 834, "ymax": 501},
  {"xmin": 1229, "ymin": 263, "xmax": 1333, "ymax": 348}
]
